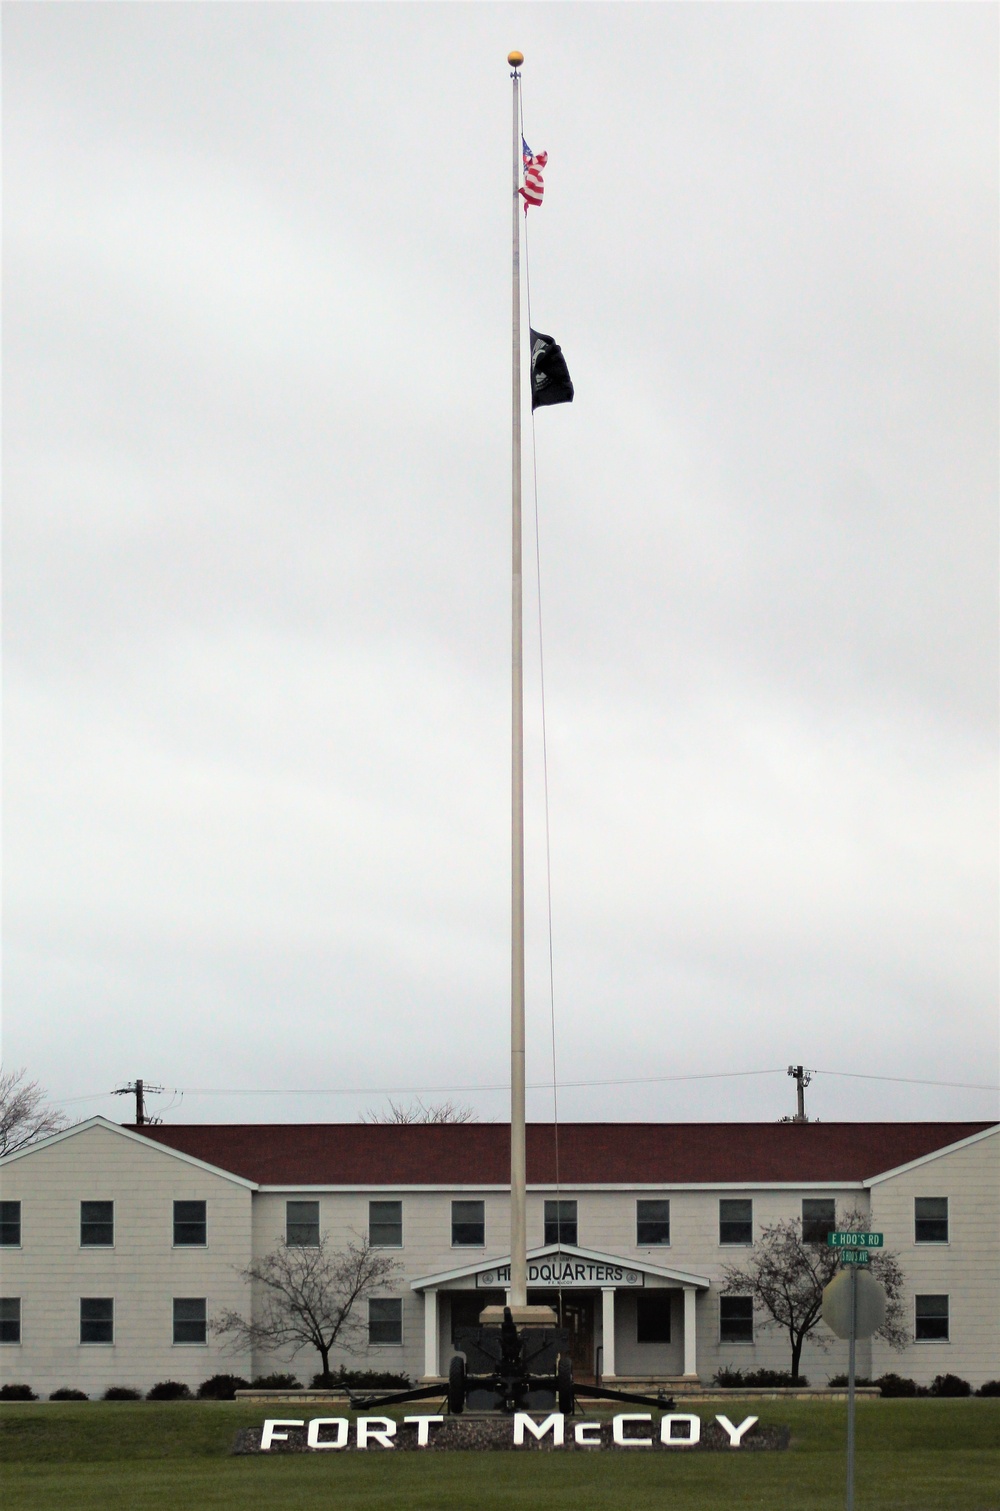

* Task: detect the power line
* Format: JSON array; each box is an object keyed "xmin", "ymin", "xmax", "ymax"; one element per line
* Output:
[
  {"xmin": 811, "ymin": 1069, "xmax": 999, "ymax": 1092},
  {"xmin": 55, "ymin": 1065, "xmax": 999, "ymax": 1105}
]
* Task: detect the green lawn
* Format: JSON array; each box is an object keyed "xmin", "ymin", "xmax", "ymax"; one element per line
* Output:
[{"xmin": 2, "ymin": 1399, "xmax": 998, "ymax": 1511}]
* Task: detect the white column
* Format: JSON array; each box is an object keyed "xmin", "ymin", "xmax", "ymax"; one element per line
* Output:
[
  {"xmin": 683, "ymin": 1287, "xmax": 698, "ymax": 1379},
  {"xmin": 422, "ymin": 1288, "xmax": 439, "ymax": 1380},
  {"xmin": 601, "ymin": 1287, "xmax": 616, "ymax": 1380}
]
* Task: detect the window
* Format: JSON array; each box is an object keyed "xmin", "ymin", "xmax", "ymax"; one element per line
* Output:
[
  {"xmin": 0, "ymin": 1298, "xmax": 21, "ymax": 1344},
  {"xmin": 80, "ymin": 1201, "xmax": 114, "ymax": 1247},
  {"xmin": 173, "ymin": 1297, "xmax": 207, "ymax": 1344},
  {"xmin": 636, "ymin": 1291, "xmax": 671, "ymax": 1343},
  {"xmin": 369, "ymin": 1200, "xmax": 403, "ymax": 1247},
  {"xmin": 173, "ymin": 1201, "xmax": 207, "ymax": 1246},
  {"xmin": 0, "ymin": 1202, "xmax": 21, "ymax": 1247},
  {"xmin": 636, "ymin": 1199, "xmax": 670, "ymax": 1246},
  {"xmin": 451, "ymin": 1200, "xmax": 485, "ymax": 1247},
  {"xmin": 286, "ymin": 1200, "xmax": 320, "ymax": 1247},
  {"xmin": 719, "ymin": 1199, "xmax": 752, "ymax": 1245},
  {"xmin": 368, "ymin": 1297, "xmax": 403, "ymax": 1345},
  {"xmin": 915, "ymin": 1198, "xmax": 948, "ymax": 1244},
  {"xmin": 802, "ymin": 1199, "xmax": 836, "ymax": 1245},
  {"xmin": 80, "ymin": 1298, "xmax": 114, "ymax": 1344},
  {"xmin": 915, "ymin": 1295, "xmax": 949, "ymax": 1342},
  {"xmin": 544, "ymin": 1200, "xmax": 577, "ymax": 1246},
  {"xmin": 720, "ymin": 1295, "xmax": 754, "ymax": 1343}
]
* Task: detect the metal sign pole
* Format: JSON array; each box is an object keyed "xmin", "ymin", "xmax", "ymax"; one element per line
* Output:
[{"xmin": 846, "ymin": 1260, "xmax": 857, "ymax": 1511}]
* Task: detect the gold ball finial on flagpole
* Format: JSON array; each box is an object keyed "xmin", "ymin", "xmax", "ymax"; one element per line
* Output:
[{"xmin": 508, "ymin": 51, "xmax": 524, "ymax": 68}]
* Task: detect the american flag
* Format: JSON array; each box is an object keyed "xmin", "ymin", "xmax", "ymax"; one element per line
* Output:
[{"xmin": 520, "ymin": 136, "xmax": 547, "ymax": 212}]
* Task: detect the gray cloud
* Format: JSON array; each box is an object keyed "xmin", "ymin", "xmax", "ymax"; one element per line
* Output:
[{"xmin": 4, "ymin": 3, "xmax": 996, "ymax": 1129}]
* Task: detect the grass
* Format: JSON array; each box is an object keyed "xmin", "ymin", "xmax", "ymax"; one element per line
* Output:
[{"xmin": 1, "ymin": 1398, "xmax": 998, "ymax": 1511}]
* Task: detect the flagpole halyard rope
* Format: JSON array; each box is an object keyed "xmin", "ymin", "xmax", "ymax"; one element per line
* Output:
[{"xmin": 520, "ymin": 81, "xmax": 564, "ymax": 1323}]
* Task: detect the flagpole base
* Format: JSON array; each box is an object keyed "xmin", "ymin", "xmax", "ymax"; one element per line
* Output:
[{"xmin": 479, "ymin": 1304, "xmax": 558, "ymax": 1327}]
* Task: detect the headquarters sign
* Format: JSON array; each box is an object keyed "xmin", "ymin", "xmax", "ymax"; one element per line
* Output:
[{"xmin": 477, "ymin": 1259, "xmax": 643, "ymax": 1288}]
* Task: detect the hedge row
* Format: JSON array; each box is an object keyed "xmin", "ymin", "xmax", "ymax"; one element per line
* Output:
[{"xmin": 3, "ymin": 1371, "xmax": 998, "ymax": 1401}]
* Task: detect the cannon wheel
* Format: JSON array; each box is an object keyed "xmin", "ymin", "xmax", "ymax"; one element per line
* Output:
[
  {"xmin": 447, "ymin": 1354, "xmax": 466, "ymax": 1415},
  {"xmin": 557, "ymin": 1354, "xmax": 574, "ymax": 1416}
]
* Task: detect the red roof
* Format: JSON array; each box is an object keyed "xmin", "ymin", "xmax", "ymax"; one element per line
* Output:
[{"xmin": 130, "ymin": 1121, "xmax": 996, "ymax": 1187}]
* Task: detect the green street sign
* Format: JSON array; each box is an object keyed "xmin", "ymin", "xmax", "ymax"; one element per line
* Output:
[
  {"xmin": 827, "ymin": 1231, "xmax": 883, "ymax": 1248},
  {"xmin": 840, "ymin": 1249, "xmax": 870, "ymax": 1265}
]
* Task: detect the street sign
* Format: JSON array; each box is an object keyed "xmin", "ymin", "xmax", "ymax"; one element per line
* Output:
[
  {"xmin": 827, "ymin": 1275, "xmax": 888, "ymax": 1511},
  {"xmin": 822, "ymin": 1267, "xmax": 888, "ymax": 1511},
  {"xmin": 827, "ymin": 1231, "xmax": 883, "ymax": 1248},
  {"xmin": 840, "ymin": 1250, "xmax": 869, "ymax": 1265},
  {"xmin": 822, "ymin": 1269, "xmax": 886, "ymax": 1340}
]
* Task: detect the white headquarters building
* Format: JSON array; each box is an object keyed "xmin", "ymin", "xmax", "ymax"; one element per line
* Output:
[{"xmin": 1, "ymin": 1117, "xmax": 996, "ymax": 1396}]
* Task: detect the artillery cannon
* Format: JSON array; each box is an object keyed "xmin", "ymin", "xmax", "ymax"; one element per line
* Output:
[{"xmin": 350, "ymin": 1306, "xmax": 677, "ymax": 1416}]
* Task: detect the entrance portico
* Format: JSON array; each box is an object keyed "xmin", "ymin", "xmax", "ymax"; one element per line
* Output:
[{"xmin": 411, "ymin": 1243, "xmax": 710, "ymax": 1382}]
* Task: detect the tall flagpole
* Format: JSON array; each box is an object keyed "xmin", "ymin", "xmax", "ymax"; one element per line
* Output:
[{"xmin": 508, "ymin": 48, "xmax": 527, "ymax": 1311}]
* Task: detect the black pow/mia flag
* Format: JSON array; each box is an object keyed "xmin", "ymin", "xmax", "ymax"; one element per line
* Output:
[{"xmin": 529, "ymin": 329, "xmax": 574, "ymax": 410}]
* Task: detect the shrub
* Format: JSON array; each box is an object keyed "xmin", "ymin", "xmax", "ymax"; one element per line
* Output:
[
  {"xmin": 876, "ymin": 1373, "xmax": 920, "ymax": 1398},
  {"xmin": 0, "ymin": 1383, "xmax": 37, "ymax": 1401},
  {"xmin": 929, "ymin": 1373, "xmax": 971, "ymax": 1397},
  {"xmin": 311, "ymin": 1367, "xmax": 411, "ymax": 1390},
  {"xmin": 976, "ymin": 1379, "xmax": 1000, "ymax": 1397},
  {"xmin": 827, "ymin": 1375, "xmax": 872, "ymax": 1388},
  {"xmin": 250, "ymin": 1373, "xmax": 301, "ymax": 1390},
  {"xmin": 712, "ymin": 1366, "xmax": 807, "ymax": 1388},
  {"xmin": 197, "ymin": 1374, "xmax": 250, "ymax": 1400},
  {"xmin": 145, "ymin": 1380, "xmax": 192, "ymax": 1401},
  {"xmin": 102, "ymin": 1386, "xmax": 141, "ymax": 1401},
  {"xmin": 49, "ymin": 1388, "xmax": 88, "ymax": 1401}
]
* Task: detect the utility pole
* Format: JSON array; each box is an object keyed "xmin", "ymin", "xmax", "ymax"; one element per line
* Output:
[
  {"xmin": 787, "ymin": 1065, "xmax": 813, "ymax": 1122},
  {"xmin": 112, "ymin": 1079, "xmax": 164, "ymax": 1125}
]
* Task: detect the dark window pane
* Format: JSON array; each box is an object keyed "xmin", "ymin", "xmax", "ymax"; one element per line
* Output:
[
  {"xmin": 544, "ymin": 1200, "xmax": 577, "ymax": 1246},
  {"xmin": 719, "ymin": 1199, "xmax": 752, "ymax": 1245},
  {"xmin": 0, "ymin": 1297, "xmax": 21, "ymax": 1344},
  {"xmin": 802, "ymin": 1199, "xmax": 836, "ymax": 1245},
  {"xmin": 81, "ymin": 1201, "xmax": 114, "ymax": 1247},
  {"xmin": 286, "ymin": 1201, "xmax": 320, "ymax": 1247},
  {"xmin": 368, "ymin": 1297, "xmax": 402, "ymax": 1345},
  {"xmin": 80, "ymin": 1298, "xmax": 114, "ymax": 1344},
  {"xmin": 915, "ymin": 1295, "xmax": 949, "ymax": 1341},
  {"xmin": 636, "ymin": 1199, "xmax": 670, "ymax": 1246},
  {"xmin": 720, "ymin": 1296, "xmax": 754, "ymax": 1343},
  {"xmin": 914, "ymin": 1198, "xmax": 948, "ymax": 1244},
  {"xmin": 173, "ymin": 1201, "xmax": 207, "ymax": 1246},
  {"xmin": 0, "ymin": 1202, "xmax": 21, "ymax": 1247},
  {"xmin": 173, "ymin": 1297, "xmax": 207, "ymax": 1344},
  {"xmin": 451, "ymin": 1200, "xmax": 485, "ymax": 1247},
  {"xmin": 636, "ymin": 1291, "xmax": 671, "ymax": 1343},
  {"xmin": 369, "ymin": 1200, "xmax": 403, "ymax": 1247}
]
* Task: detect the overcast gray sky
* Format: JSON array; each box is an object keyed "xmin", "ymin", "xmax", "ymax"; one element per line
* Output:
[{"xmin": 4, "ymin": 3, "xmax": 997, "ymax": 1130}]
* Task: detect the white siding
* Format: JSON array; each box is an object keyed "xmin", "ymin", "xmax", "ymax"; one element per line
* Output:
[
  {"xmin": 0, "ymin": 1124, "xmax": 252, "ymax": 1397},
  {"xmin": 869, "ymin": 1131, "xmax": 999, "ymax": 1388}
]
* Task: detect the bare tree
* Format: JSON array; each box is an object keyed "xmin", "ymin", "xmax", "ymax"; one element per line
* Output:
[
  {"xmin": 0, "ymin": 1067, "xmax": 68, "ymax": 1156},
  {"xmin": 213, "ymin": 1235, "xmax": 401, "ymax": 1385},
  {"xmin": 360, "ymin": 1097, "xmax": 477, "ymax": 1125},
  {"xmin": 722, "ymin": 1210, "xmax": 907, "ymax": 1381}
]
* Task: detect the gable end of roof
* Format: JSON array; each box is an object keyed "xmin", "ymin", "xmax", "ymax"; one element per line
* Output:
[{"xmin": 0, "ymin": 1115, "xmax": 258, "ymax": 1189}]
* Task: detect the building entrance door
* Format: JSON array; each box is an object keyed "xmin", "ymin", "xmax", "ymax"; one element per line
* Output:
[
  {"xmin": 562, "ymin": 1294, "xmax": 595, "ymax": 1380},
  {"xmin": 528, "ymin": 1290, "xmax": 595, "ymax": 1380}
]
